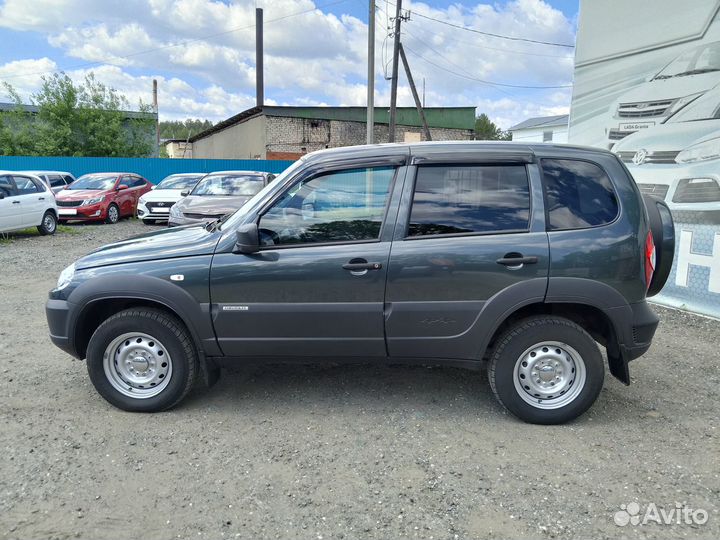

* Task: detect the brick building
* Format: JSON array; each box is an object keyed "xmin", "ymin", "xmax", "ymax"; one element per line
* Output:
[{"xmin": 189, "ymin": 106, "xmax": 476, "ymax": 160}]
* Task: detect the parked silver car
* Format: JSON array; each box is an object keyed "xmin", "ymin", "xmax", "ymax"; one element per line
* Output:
[
  {"xmin": 168, "ymin": 171, "xmax": 274, "ymax": 227},
  {"xmin": 20, "ymin": 170, "xmax": 76, "ymax": 194}
]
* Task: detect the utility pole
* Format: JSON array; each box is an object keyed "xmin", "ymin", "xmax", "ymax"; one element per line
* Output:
[
  {"xmin": 256, "ymin": 7, "xmax": 264, "ymax": 107},
  {"xmin": 152, "ymin": 79, "xmax": 159, "ymax": 156},
  {"xmin": 366, "ymin": 0, "xmax": 375, "ymax": 144},
  {"xmin": 399, "ymin": 43, "xmax": 431, "ymax": 141},
  {"xmin": 387, "ymin": 0, "xmax": 403, "ymax": 143}
]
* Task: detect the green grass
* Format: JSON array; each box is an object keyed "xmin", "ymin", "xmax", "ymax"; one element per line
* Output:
[{"xmin": 0, "ymin": 224, "xmax": 80, "ymax": 244}]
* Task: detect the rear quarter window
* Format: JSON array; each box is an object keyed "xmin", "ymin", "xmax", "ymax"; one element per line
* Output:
[{"xmin": 541, "ymin": 159, "xmax": 619, "ymax": 230}]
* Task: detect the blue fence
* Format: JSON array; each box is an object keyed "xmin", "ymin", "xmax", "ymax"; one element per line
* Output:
[{"xmin": 0, "ymin": 156, "xmax": 295, "ymax": 184}]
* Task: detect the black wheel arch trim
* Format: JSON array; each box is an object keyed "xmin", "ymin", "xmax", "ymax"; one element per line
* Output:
[{"xmin": 66, "ymin": 274, "xmax": 221, "ymax": 358}]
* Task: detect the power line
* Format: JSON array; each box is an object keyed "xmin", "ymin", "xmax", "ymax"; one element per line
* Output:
[
  {"xmin": 1, "ymin": 0, "xmax": 351, "ymax": 82},
  {"xmin": 383, "ymin": 0, "xmax": 574, "ymax": 48},
  {"xmin": 402, "ymin": 43, "xmax": 572, "ymax": 89}
]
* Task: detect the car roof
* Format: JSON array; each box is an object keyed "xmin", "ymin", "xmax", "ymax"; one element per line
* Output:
[
  {"xmin": 203, "ymin": 170, "xmax": 270, "ymax": 176},
  {"xmin": 19, "ymin": 170, "xmax": 74, "ymax": 175},
  {"xmin": 300, "ymin": 140, "xmax": 616, "ymax": 165}
]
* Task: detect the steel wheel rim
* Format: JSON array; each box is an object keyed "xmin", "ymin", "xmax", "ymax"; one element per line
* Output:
[
  {"xmin": 102, "ymin": 332, "xmax": 172, "ymax": 399},
  {"xmin": 44, "ymin": 214, "xmax": 56, "ymax": 232},
  {"xmin": 513, "ymin": 341, "xmax": 586, "ymax": 410},
  {"xmin": 108, "ymin": 206, "xmax": 119, "ymax": 222}
]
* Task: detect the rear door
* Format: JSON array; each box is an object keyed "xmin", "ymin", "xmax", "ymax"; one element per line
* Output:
[
  {"xmin": 13, "ymin": 175, "xmax": 48, "ymax": 226},
  {"xmin": 210, "ymin": 162, "xmax": 406, "ymax": 357},
  {"xmin": 385, "ymin": 159, "xmax": 549, "ymax": 359}
]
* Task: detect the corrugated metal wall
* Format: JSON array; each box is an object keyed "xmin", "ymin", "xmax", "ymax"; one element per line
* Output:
[{"xmin": 0, "ymin": 156, "xmax": 295, "ymax": 184}]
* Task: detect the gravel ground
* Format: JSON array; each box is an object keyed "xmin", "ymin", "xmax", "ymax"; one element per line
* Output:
[{"xmin": 0, "ymin": 219, "xmax": 718, "ymax": 540}]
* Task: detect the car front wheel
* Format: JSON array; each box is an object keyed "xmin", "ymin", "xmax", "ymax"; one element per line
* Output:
[
  {"xmin": 488, "ymin": 316, "xmax": 604, "ymax": 424},
  {"xmin": 86, "ymin": 308, "xmax": 197, "ymax": 411}
]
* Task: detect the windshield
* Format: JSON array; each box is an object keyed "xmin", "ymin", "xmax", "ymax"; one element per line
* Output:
[
  {"xmin": 219, "ymin": 160, "xmax": 304, "ymax": 230},
  {"xmin": 68, "ymin": 174, "xmax": 117, "ymax": 190},
  {"xmin": 156, "ymin": 174, "xmax": 203, "ymax": 190},
  {"xmin": 668, "ymin": 89, "xmax": 720, "ymax": 122},
  {"xmin": 191, "ymin": 174, "xmax": 265, "ymax": 197},
  {"xmin": 654, "ymin": 41, "xmax": 720, "ymax": 79}
]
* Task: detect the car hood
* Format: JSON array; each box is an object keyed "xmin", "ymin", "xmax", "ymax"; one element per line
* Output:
[
  {"xmin": 613, "ymin": 119, "xmax": 720, "ymax": 152},
  {"xmin": 76, "ymin": 224, "xmax": 222, "ymax": 270},
  {"xmin": 616, "ymin": 74, "xmax": 720, "ymax": 104},
  {"xmin": 175, "ymin": 195, "xmax": 253, "ymax": 215},
  {"xmin": 56, "ymin": 189, "xmax": 111, "ymax": 200},
  {"xmin": 141, "ymin": 189, "xmax": 185, "ymax": 202}
]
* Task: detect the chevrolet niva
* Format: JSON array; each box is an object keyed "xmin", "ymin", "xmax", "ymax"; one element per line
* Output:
[{"xmin": 46, "ymin": 142, "xmax": 675, "ymax": 424}]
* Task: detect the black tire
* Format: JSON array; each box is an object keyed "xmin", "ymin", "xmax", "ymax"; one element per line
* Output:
[
  {"xmin": 488, "ymin": 316, "xmax": 604, "ymax": 425},
  {"xmin": 105, "ymin": 203, "xmax": 120, "ymax": 224},
  {"xmin": 643, "ymin": 194, "xmax": 675, "ymax": 297},
  {"xmin": 37, "ymin": 210, "xmax": 57, "ymax": 235},
  {"xmin": 143, "ymin": 219, "xmax": 156, "ymax": 225},
  {"xmin": 86, "ymin": 308, "xmax": 197, "ymax": 412}
]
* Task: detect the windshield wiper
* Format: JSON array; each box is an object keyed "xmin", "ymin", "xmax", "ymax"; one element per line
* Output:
[
  {"xmin": 204, "ymin": 213, "xmax": 232, "ymax": 232},
  {"xmin": 673, "ymin": 68, "xmax": 720, "ymax": 77}
]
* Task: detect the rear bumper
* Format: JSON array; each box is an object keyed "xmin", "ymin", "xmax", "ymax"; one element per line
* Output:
[{"xmin": 46, "ymin": 298, "xmax": 80, "ymax": 358}]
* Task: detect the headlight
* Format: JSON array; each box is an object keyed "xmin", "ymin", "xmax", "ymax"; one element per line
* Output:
[
  {"xmin": 82, "ymin": 195, "xmax": 105, "ymax": 206},
  {"xmin": 57, "ymin": 263, "xmax": 75, "ymax": 290},
  {"xmin": 170, "ymin": 204, "xmax": 182, "ymax": 217},
  {"xmin": 666, "ymin": 92, "xmax": 703, "ymax": 116},
  {"xmin": 675, "ymin": 137, "xmax": 720, "ymax": 163}
]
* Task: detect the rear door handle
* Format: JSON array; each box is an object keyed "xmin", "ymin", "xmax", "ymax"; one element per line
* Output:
[
  {"xmin": 343, "ymin": 261, "xmax": 383, "ymax": 271},
  {"xmin": 496, "ymin": 254, "xmax": 538, "ymax": 266},
  {"xmin": 38, "ymin": 197, "xmax": 45, "ymax": 201},
  {"xmin": 12, "ymin": 200, "xmax": 20, "ymax": 204}
]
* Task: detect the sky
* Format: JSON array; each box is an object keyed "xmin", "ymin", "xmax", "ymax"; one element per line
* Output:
[{"xmin": 0, "ymin": 0, "xmax": 579, "ymax": 130}]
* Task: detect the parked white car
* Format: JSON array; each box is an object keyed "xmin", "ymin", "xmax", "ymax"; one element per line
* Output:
[
  {"xmin": 20, "ymin": 170, "xmax": 76, "ymax": 194},
  {"xmin": 0, "ymin": 171, "xmax": 59, "ymax": 235},
  {"xmin": 613, "ymin": 88, "xmax": 720, "ymax": 213},
  {"xmin": 136, "ymin": 173, "xmax": 205, "ymax": 224},
  {"xmin": 606, "ymin": 40, "xmax": 720, "ymax": 148}
]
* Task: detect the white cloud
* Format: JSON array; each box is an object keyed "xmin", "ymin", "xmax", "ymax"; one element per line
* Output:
[{"xmin": 0, "ymin": 0, "xmax": 576, "ymax": 128}]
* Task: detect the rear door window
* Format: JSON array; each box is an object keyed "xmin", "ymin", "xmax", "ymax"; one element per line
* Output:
[
  {"xmin": 13, "ymin": 175, "xmax": 41, "ymax": 195},
  {"xmin": 407, "ymin": 164, "xmax": 531, "ymax": 237},
  {"xmin": 541, "ymin": 159, "xmax": 619, "ymax": 230}
]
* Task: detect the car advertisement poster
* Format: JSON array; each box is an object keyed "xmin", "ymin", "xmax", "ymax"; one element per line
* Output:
[{"xmin": 569, "ymin": 0, "xmax": 720, "ymax": 318}]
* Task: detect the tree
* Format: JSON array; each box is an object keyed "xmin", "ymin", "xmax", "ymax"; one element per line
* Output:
[
  {"xmin": 0, "ymin": 73, "xmax": 155, "ymax": 157},
  {"xmin": 474, "ymin": 113, "xmax": 511, "ymax": 141},
  {"xmin": 159, "ymin": 119, "xmax": 214, "ymax": 140}
]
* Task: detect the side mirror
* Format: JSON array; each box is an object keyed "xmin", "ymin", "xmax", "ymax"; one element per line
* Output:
[
  {"xmin": 233, "ymin": 223, "xmax": 260, "ymax": 254},
  {"xmin": 180, "ymin": 190, "xmax": 190, "ymax": 197},
  {"xmin": 0, "ymin": 191, "xmax": 5, "ymax": 199},
  {"xmin": 117, "ymin": 184, "xmax": 128, "ymax": 191},
  {"xmin": 151, "ymin": 185, "xmax": 156, "ymax": 190}
]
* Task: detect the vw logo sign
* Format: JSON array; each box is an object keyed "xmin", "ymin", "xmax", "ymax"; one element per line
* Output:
[{"xmin": 632, "ymin": 148, "xmax": 648, "ymax": 165}]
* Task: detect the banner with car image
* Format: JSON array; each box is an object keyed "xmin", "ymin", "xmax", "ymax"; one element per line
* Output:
[{"xmin": 569, "ymin": 0, "xmax": 720, "ymax": 317}]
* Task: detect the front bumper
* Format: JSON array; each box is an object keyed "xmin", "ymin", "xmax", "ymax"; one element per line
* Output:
[
  {"xmin": 57, "ymin": 202, "xmax": 107, "ymax": 221},
  {"xmin": 137, "ymin": 202, "xmax": 173, "ymax": 221},
  {"xmin": 46, "ymin": 298, "xmax": 79, "ymax": 358},
  {"xmin": 625, "ymin": 161, "xmax": 720, "ymax": 213}
]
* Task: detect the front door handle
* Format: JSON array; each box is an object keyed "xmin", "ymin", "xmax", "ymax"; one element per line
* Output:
[
  {"xmin": 38, "ymin": 197, "xmax": 45, "ymax": 201},
  {"xmin": 496, "ymin": 254, "xmax": 538, "ymax": 267},
  {"xmin": 12, "ymin": 200, "xmax": 20, "ymax": 204},
  {"xmin": 342, "ymin": 261, "xmax": 383, "ymax": 271}
]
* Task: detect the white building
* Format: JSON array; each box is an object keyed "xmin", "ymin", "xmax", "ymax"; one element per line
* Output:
[{"xmin": 509, "ymin": 114, "xmax": 569, "ymax": 143}]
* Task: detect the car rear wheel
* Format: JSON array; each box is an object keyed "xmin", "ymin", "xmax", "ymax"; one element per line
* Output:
[
  {"xmin": 86, "ymin": 308, "xmax": 197, "ymax": 412},
  {"xmin": 105, "ymin": 203, "xmax": 120, "ymax": 224},
  {"xmin": 37, "ymin": 211, "xmax": 57, "ymax": 235},
  {"xmin": 488, "ymin": 316, "xmax": 604, "ymax": 424}
]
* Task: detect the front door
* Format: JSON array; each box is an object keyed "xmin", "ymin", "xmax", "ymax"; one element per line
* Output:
[
  {"xmin": 385, "ymin": 162, "xmax": 549, "ymax": 359},
  {"xmin": 210, "ymin": 165, "xmax": 402, "ymax": 357}
]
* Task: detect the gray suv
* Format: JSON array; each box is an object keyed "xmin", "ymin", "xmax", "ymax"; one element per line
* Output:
[{"xmin": 45, "ymin": 142, "xmax": 674, "ymax": 424}]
